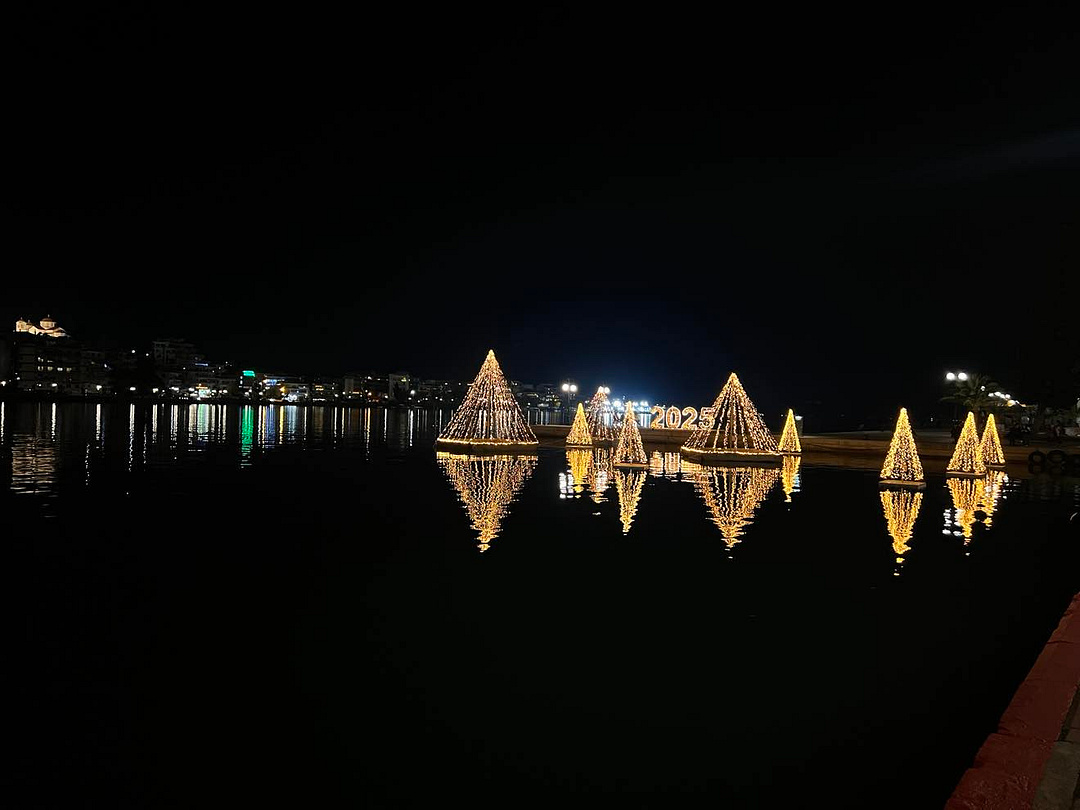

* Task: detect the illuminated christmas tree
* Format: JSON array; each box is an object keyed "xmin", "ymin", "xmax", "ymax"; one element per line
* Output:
[
  {"xmin": 880, "ymin": 408, "xmax": 925, "ymax": 487},
  {"xmin": 979, "ymin": 413, "xmax": 1006, "ymax": 468},
  {"xmin": 777, "ymin": 408, "xmax": 801, "ymax": 454},
  {"xmin": 681, "ymin": 373, "xmax": 779, "ymax": 461},
  {"xmin": 614, "ymin": 468, "xmax": 646, "ymax": 534},
  {"xmin": 566, "ymin": 402, "xmax": 593, "ymax": 447},
  {"xmin": 880, "ymin": 488, "xmax": 922, "ymax": 570},
  {"xmin": 976, "ymin": 469, "xmax": 1008, "ymax": 529},
  {"xmin": 437, "ymin": 452, "xmax": 537, "ymax": 552},
  {"xmin": 946, "ymin": 411, "xmax": 986, "ymax": 477},
  {"xmin": 436, "ymin": 349, "xmax": 537, "ymax": 449},
  {"xmin": 585, "ymin": 387, "xmax": 616, "ymax": 443},
  {"xmin": 947, "ymin": 476, "xmax": 984, "ymax": 543},
  {"xmin": 613, "ymin": 402, "xmax": 648, "ymax": 467},
  {"xmin": 781, "ymin": 454, "xmax": 801, "ymax": 503},
  {"xmin": 566, "ymin": 448, "xmax": 593, "ymax": 496},
  {"xmin": 692, "ymin": 464, "xmax": 779, "ymax": 547}
]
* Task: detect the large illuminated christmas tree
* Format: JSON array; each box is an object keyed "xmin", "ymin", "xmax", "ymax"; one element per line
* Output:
[
  {"xmin": 880, "ymin": 408, "xmax": 925, "ymax": 487},
  {"xmin": 681, "ymin": 372, "xmax": 779, "ymax": 461},
  {"xmin": 691, "ymin": 464, "xmax": 779, "ymax": 547},
  {"xmin": 978, "ymin": 413, "xmax": 1006, "ymax": 468},
  {"xmin": 585, "ymin": 387, "xmax": 616, "ymax": 443},
  {"xmin": 613, "ymin": 403, "xmax": 648, "ymax": 467},
  {"xmin": 437, "ymin": 453, "xmax": 537, "ymax": 552},
  {"xmin": 946, "ymin": 411, "xmax": 986, "ymax": 477},
  {"xmin": 566, "ymin": 402, "xmax": 593, "ymax": 447},
  {"xmin": 880, "ymin": 488, "xmax": 922, "ymax": 569},
  {"xmin": 777, "ymin": 408, "xmax": 801, "ymax": 454},
  {"xmin": 615, "ymin": 468, "xmax": 646, "ymax": 534},
  {"xmin": 436, "ymin": 350, "xmax": 537, "ymax": 449}
]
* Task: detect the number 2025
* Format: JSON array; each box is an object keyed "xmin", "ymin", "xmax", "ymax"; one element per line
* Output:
[{"xmin": 649, "ymin": 405, "xmax": 715, "ymax": 430}]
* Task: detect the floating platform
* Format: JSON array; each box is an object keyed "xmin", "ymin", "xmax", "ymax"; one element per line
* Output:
[
  {"xmin": 944, "ymin": 470, "xmax": 986, "ymax": 479},
  {"xmin": 566, "ymin": 442, "xmax": 594, "ymax": 449},
  {"xmin": 435, "ymin": 438, "xmax": 539, "ymax": 454},
  {"xmin": 612, "ymin": 461, "xmax": 648, "ymax": 469},
  {"xmin": 679, "ymin": 447, "xmax": 782, "ymax": 466},
  {"xmin": 879, "ymin": 479, "xmax": 927, "ymax": 490}
]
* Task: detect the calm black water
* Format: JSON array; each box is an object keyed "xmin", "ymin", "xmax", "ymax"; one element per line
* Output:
[{"xmin": 7, "ymin": 402, "xmax": 1079, "ymax": 807}]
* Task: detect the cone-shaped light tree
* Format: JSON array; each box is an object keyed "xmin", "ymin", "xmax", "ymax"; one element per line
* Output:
[
  {"xmin": 615, "ymin": 468, "xmax": 646, "ymax": 534},
  {"xmin": 880, "ymin": 488, "xmax": 923, "ymax": 568},
  {"xmin": 613, "ymin": 402, "xmax": 648, "ymax": 467},
  {"xmin": 880, "ymin": 408, "xmax": 925, "ymax": 487},
  {"xmin": 681, "ymin": 373, "xmax": 779, "ymax": 461},
  {"xmin": 777, "ymin": 408, "xmax": 801, "ymax": 454},
  {"xmin": 585, "ymin": 387, "xmax": 616, "ymax": 443},
  {"xmin": 436, "ymin": 350, "xmax": 537, "ymax": 449},
  {"xmin": 566, "ymin": 402, "xmax": 593, "ymax": 447},
  {"xmin": 437, "ymin": 453, "xmax": 537, "ymax": 552},
  {"xmin": 979, "ymin": 413, "xmax": 1006, "ymax": 468},
  {"xmin": 947, "ymin": 411, "xmax": 987, "ymax": 477}
]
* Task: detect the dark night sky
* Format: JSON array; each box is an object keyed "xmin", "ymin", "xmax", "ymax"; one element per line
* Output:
[{"xmin": 8, "ymin": 8, "xmax": 1079, "ymax": 422}]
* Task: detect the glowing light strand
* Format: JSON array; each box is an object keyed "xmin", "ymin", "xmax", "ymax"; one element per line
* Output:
[
  {"xmin": 777, "ymin": 408, "xmax": 801, "ymax": 453},
  {"xmin": 681, "ymin": 373, "xmax": 779, "ymax": 456},
  {"xmin": 585, "ymin": 387, "xmax": 617, "ymax": 443},
  {"xmin": 590, "ymin": 447, "xmax": 612, "ymax": 503},
  {"xmin": 946, "ymin": 412, "xmax": 986, "ymax": 477},
  {"xmin": 566, "ymin": 448, "xmax": 592, "ymax": 495},
  {"xmin": 437, "ymin": 349, "xmax": 537, "ymax": 446},
  {"xmin": 614, "ymin": 468, "xmax": 646, "ymax": 534},
  {"xmin": 436, "ymin": 452, "xmax": 537, "ymax": 552},
  {"xmin": 880, "ymin": 408, "xmax": 925, "ymax": 484},
  {"xmin": 566, "ymin": 402, "xmax": 593, "ymax": 447},
  {"xmin": 613, "ymin": 403, "xmax": 648, "ymax": 466},
  {"xmin": 978, "ymin": 413, "xmax": 1006, "ymax": 468},
  {"xmin": 977, "ymin": 469, "xmax": 1008, "ymax": 528}
]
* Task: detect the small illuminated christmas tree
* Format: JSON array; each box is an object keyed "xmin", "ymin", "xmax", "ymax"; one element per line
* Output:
[
  {"xmin": 781, "ymin": 454, "xmax": 801, "ymax": 503},
  {"xmin": 979, "ymin": 413, "xmax": 1006, "ymax": 468},
  {"xmin": 566, "ymin": 402, "xmax": 593, "ymax": 447},
  {"xmin": 880, "ymin": 488, "xmax": 922, "ymax": 570},
  {"xmin": 613, "ymin": 402, "xmax": 648, "ymax": 467},
  {"xmin": 614, "ymin": 468, "xmax": 646, "ymax": 534},
  {"xmin": 436, "ymin": 349, "xmax": 537, "ymax": 449},
  {"xmin": 437, "ymin": 453, "xmax": 537, "ymax": 552},
  {"xmin": 880, "ymin": 408, "xmax": 925, "ymax": 487},
  {"xmin": 946, "ymin": 411, "xmax": 986, "ymax": 477},
  {"xmin": 585, "ymin": 387, "xmax": 616, "ymax": 443},
  {"xmin": 777, "ymin": 408, "xmax": 801, "ymax": 454},
  {"xmin": 681, "ymin": 372, "xmax": 779, "ymax": 461}
]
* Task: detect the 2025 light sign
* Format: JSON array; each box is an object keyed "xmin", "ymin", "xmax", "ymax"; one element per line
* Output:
[{"xmin": 648, "ymin": 405, "xmax": 715, "ymax": 431}]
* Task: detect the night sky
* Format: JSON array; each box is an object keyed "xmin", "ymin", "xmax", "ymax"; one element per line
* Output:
[{"xmin": 9, "ymin": 8, "xmax": 1079, "ymax": 423}]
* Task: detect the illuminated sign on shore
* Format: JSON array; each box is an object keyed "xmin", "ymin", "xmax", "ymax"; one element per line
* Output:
[{"xmin": 649, "ymin": 405, "xmax": 715, "ymax": 431}]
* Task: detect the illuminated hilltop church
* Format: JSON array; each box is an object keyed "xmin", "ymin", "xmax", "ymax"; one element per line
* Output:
[{"xmin": 15, "ymin": 315, "xmax": 68, "ymax": 338}]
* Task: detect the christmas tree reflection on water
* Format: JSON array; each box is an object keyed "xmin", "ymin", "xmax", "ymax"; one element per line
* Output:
[
  {"xmin": 436, "ymin": 453, "xmax": 537, "ymax": 552},
  {"xmin": 560, "ymin": 448, "xmax": 593, "ymax": 498},
  {"xmin": 880, "ymin": 488, "xmax": 923, "ymax": 575},
  {"xmin": 976, "ymin": 469, "xmax": 1009, "ymax": 529},
  {"xmin": 945, "ymin": 476, "xmax": 985, "ymax": 545},
  {"xmin": 685, "ymin": 462, "xmax": 779, "ymax": 548},
  {"xmin": 781, "ymin": 455, "xmax": 801, "ymax": 503},
  {"xmin": 590, "ymin": 447, "xmax": 612, "ymax": 504},
  {"xmin": 614, "ymin": 468, "xmax": 646, "ymax": 534},
  {"xmin": 648, "ymin": 450, "xmax": 683, "ymax": 479}
]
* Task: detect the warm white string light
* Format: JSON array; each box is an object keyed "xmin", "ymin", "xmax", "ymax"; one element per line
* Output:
[
  {"xmin": 437, "ymin": 452, "xmax": 537, "ymax": 552},
  {"xmin": 681, "ymin": 373, "xmax": 779, "ymax": 460},
  {"xmin": 566, "ymin": 402, "xmax": 593, "ymax": 447},
  {"xmin": 437, "ymin": 349, "xmax": 537, "ymax": 448}
]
